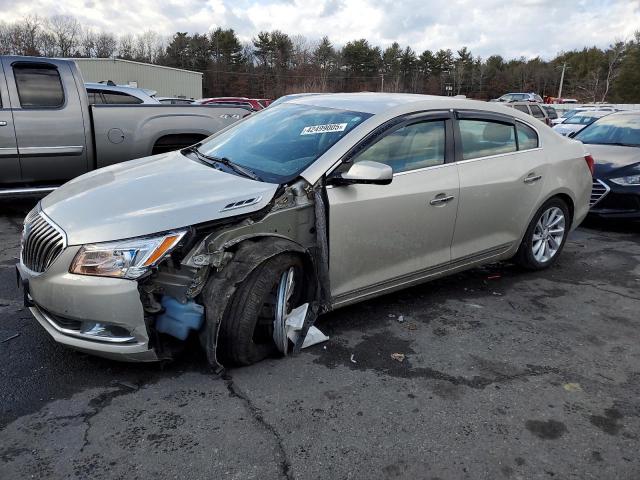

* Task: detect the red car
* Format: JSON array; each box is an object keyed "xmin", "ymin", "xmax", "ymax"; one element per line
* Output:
[{"xmin": 197, "ymin": 97, "xmax": 270, "ymax": 111}]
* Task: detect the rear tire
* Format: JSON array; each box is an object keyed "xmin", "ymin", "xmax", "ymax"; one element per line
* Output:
[
  {"xmin": 217, "ymin": 254, "xmax": 304, "ymax": 366},
  {"xmin": 515, "ymin": 198, "xmax": 571, "ymax": 270}
]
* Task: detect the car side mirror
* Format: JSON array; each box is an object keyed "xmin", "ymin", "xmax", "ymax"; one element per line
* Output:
[{"xmin": 329, "ymin": 161, "xmax": 393, "ymax": 186}]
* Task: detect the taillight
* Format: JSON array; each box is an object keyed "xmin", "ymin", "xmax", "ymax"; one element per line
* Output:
[{"xmin": 584, "ymin": 154, "xmax": 595, "ymax": 176}]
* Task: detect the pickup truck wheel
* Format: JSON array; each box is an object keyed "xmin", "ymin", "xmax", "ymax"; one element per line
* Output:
[
  {"xmin": 515, "ymin": 198, "xmax": 570, "ymax": 270},
  {"xmin": 218, "ymin": 254, "xmax": 304, "ymax": 366}
]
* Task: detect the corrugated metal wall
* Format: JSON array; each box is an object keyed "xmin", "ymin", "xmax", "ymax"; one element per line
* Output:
[{"xmin": 72, "ymin": 58, "xmax": 202, "ymax": 99}]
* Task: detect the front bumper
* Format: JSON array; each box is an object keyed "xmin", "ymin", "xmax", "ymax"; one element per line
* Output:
[
  {"xmin": 589, "ymin": 179, "xmax": 640, "ymax": 220},
  {"xmin": 17, "ymin": 247, "xmax": 159, "ymax": 362}
]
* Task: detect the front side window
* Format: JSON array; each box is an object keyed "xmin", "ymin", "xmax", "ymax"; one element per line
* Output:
[
  {"xmin": 197, "ymin": 103, "xmax": 371, "ymax": 183},
  {"xmin": 458, "ymin": 119, "xmax": 516, "ymax": 160},
  {"xmin": 102, "ymin": 91, "xmax": 143, "ymax": 104},
  {"xmin": 352, "ymin": 120, "xmax": 446, "ymax": 173},
  {"xmin": 517, "ymin": 122, "xmax": 539, "ymax": 150},
  {"xmin": 13, "ymin": 63, "xmax": 64, "ymax": 108}
]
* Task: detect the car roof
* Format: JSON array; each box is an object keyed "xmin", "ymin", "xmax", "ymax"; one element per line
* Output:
[
  {"xmin": 289, "ymin": 92, "xmax": 529, "ymax": 116},
  {"xmin": 573, "ymin": 110, "xmax": 611, "ymax": 117},
  {"xmin": 84, "ymin": 82, "xmax": 154, "ymax": 96}
]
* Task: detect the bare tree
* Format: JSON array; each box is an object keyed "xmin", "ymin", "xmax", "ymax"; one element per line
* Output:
[
  {"xmin": 95, "ymin": 33, "xmax": 117, "ymax": 58},
  {"xmin": 48, "ymin": 15, "xmax": 81, "ymax": 57},
  {"xmin": 602, "ymin": 41, "xmax": 625, "ymax": 102}
]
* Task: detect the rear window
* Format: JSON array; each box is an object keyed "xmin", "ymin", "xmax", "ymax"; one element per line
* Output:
[
  {"xmin": 458, "ymin": 119, "xmax": 516, "ymax": 160},
  {"xmin": 529, "ymin": 105, "xmax": 545, "ymax": 118},
  {"xmin": 543, "ymin": 106, "xmax": 558, "ymax": 119},
  {"xmin": 513, "ymin": 105, "xmax": 529, "ymax": 114},
  {"xmin": 13, "ymin": 63, "xmax": 64, "ymax": 108}
]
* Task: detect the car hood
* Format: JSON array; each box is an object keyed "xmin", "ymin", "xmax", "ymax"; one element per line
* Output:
[
  {"xmin": 553, "ymin": 124, "xmax": 583, "ymax": 135},
  {"xmin": 41, "ymin": 151, "xmax": 279, "ymax": 245},
  {"xmin": 587, "ymin": 143, "xmax": 640, "ymax": 178}
]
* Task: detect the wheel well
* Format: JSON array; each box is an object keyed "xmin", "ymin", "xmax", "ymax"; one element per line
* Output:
[
  {"xmin": 152, "ymin": 133, "xmax": 208, "ymax": 155},
  {"xmin": 550, "ymin": 193, "xmax": 574, "ymax": 223}
]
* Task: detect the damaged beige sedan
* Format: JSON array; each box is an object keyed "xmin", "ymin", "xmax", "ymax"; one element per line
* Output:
[{"xmin": 17, "ymin": 93, "xmax": 593, "ymax": 369}]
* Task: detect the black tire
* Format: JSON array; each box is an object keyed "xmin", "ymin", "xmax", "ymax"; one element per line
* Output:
[
  {"xmin": 514, "ymin": 197, "xmax": 571, "ymax": 270},
  {"xmin": 218, "ymin": 253, "xmax": 304, "ymax": 366}
]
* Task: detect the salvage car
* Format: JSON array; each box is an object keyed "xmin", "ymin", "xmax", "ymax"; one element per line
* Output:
[
  {"xmin": 0, "ymin": 56, "xmax": 251, "ymax": 196},
  {"xmin": 575, "ymin": 111, "xmax": 640, "ymax": 219},
  {"xmin": 16, "ymin": 93, "xmax": 592, "ymax": 368}
]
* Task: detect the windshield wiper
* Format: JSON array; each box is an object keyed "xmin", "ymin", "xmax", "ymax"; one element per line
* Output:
[{"xmin": 185, "ymin": 146, "xmax": 263, "ymax": 182}]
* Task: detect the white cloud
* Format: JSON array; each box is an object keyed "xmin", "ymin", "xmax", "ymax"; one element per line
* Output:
[{"xmin": 2, "ymin": 0, "xmax": 638, "ymax": 58}]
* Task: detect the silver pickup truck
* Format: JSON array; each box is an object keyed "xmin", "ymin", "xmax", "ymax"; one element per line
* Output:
[{"xmin": 0, "ymin": 56, "xmax": 250, "ymax": 196}]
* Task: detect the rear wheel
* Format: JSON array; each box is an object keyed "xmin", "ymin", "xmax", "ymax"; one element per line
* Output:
[
  {"xmin": 217, "ymin": 254, "xmax": 304, "ymax": 366},
  {"xmin": 515, "ymin": 198, "xmax": 570, "ymax": 270}
]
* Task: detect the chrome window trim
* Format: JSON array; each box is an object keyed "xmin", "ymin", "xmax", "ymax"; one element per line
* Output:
[
  {"xmin": 392, "ymin": 161, "xmax": 453, "ymax": 177},
  {"xmin": 456, "ymin": 146, "xmax": 543, "ymax": 165}
]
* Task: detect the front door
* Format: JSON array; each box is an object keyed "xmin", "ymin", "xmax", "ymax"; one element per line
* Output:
[
  {"xmin": 2, "ymin": 58, "xmax": 89, "ymax": 184},
  {"xmin": 0, "ymin": 60, "xmax": 20, "ymax": 185},
  {"xmin": 327, "ymin": 113, "xmax": 459, "ymax": 302},
  {"xmin": 451, "ymin": 112, "xmax": 548, "ymax": 260}
]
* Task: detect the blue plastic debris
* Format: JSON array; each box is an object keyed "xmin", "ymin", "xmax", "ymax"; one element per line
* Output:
[{"xmin": 155, "ymin": 296, "xmax": 205, "ymax": 340}]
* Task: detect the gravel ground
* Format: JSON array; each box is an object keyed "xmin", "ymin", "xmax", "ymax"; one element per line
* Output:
[{"xmin": 1, "ymin": 198, "xmax": 639, "ymax": 480}]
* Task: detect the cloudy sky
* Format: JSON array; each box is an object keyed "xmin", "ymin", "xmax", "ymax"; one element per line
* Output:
[{"xmin": 2, "ymin": 0, "xmax": 639, "ymax": 59}]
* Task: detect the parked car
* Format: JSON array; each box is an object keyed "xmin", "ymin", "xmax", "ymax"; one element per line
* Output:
[
  {"xmin": 543, "ymin": 105, "xmax": 558, "ymax": 122},
  {"xmin": 269, "ymin": 93, "xmax": 325, "ymax": 108},
  {"xmin": 491, "ymin": 92, "xmax": 543, "ymax": 103},
  {"xmin": 16, "ymin": 93, "xmax": 592, "ymax": 367},
  {"xmin": 157, "ymin": 97, "xmax": 196, "ymax": 105},
  {"xmin": 197, "ymin": 97, "xmax": 269, "ymax": 111},
  {"xmin": 552, "ymin": 105, "xmax": 617, "ymax": 125},
  {"xmin": 0, "ymin": 56, "xmax": 252, "ymax": 196},
  {"xmin": 85, "ymin": 82, "xmax": 160, "ymax": 104},
  {"xmin": 553, "ymin": 111, "xmax": 611, "ymax": 136},
  {"xmin": 503, "ymin": 102, "xmax": 553, "ymax": 126},
  {"xmin": 573, "ymin": 111, "xmax": 640, "ymax": 219}
]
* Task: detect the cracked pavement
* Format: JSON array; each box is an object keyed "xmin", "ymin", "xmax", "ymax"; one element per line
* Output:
[{"xmin": 1, "ymin": 198, "xmax": 639, "ymax": 479}]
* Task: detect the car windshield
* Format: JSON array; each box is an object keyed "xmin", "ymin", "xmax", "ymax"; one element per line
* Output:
[
  {"xmin": 574, "ymin": 114, "xmax": 640, "ymax": 147},
  {"xmin": 564, "ymin": 114, "xmax": 601, "ymax": 125},
  {"xmin": 561, "ymin": 109, "xmax": 579, "ymax": 119},
  {"xmin": 195, "ymin": 103, "xmax": 371, "ymax": 183}
]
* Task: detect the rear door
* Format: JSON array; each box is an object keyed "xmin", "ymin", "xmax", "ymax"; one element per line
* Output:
[
  {"xmin": 0, "ymin": 60, "xmax": 21, "ymax": 185},
  {"xmin": 451, "ymin": 111, "xmax": 548, "ymax": 260},
  {"xmin": 327, "ymin": 112, "xmax": 460, "ymax": 300},
  {"xmin": 2, "ymin": 58, "xmax": 89, "ymax": 183}
]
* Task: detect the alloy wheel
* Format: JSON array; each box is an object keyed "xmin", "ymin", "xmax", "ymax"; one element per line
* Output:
[{"xmin": 531, "ymin": 206, "xmax": 566, "ymax": 263}]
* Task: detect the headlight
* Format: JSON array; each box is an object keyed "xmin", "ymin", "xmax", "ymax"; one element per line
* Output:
[
  {"xmin": 610, "ymin": 175, "xmax": 640, "ymax": 186},
  {"xmin": 70, "ymin": 231, "xmax": 186, "ymax": 279}
]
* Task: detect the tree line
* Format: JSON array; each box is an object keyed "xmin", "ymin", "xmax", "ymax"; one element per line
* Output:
[{"xmin": 1, "ymin": 14, "xmax": 639, "ymax": 102}]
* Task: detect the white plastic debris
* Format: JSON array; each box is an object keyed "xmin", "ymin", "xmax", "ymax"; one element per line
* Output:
[
  {"xmin": 397, "ymin": 315, "xmax": 404, "ymax": 323},
  {"xmin": 350, "ymin": 354, "xmax": 357, "ymax": 363},
  {"xmin": 283, "ymin": 303, "xmax": 329, "ymax": 349}
]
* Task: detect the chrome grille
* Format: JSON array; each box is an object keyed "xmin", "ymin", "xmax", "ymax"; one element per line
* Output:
[
  {"xmin": 590, "ymin": 179, "xmax": 610, "ymax": 207},
  {"xmin": 21, "ymin": 211, "xmax": 66, "ymax": 273}
]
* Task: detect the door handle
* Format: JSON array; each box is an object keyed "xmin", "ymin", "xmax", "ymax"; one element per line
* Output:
[
  {"xmin": 0, "ymin": 121, "xmax": 7, "ymax": 127},
  {"xmin": 524, "ymin": 174, "xmax": 542, "ymax": 184},
  {"xmin": 430, "ymin": 194, "xmax": 455, "ymax": 205}
]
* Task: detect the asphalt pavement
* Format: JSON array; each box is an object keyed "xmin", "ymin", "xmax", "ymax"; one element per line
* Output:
[{"xmin": 1, "ymin": 198, "xmax": 639, "ymax": 479}]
